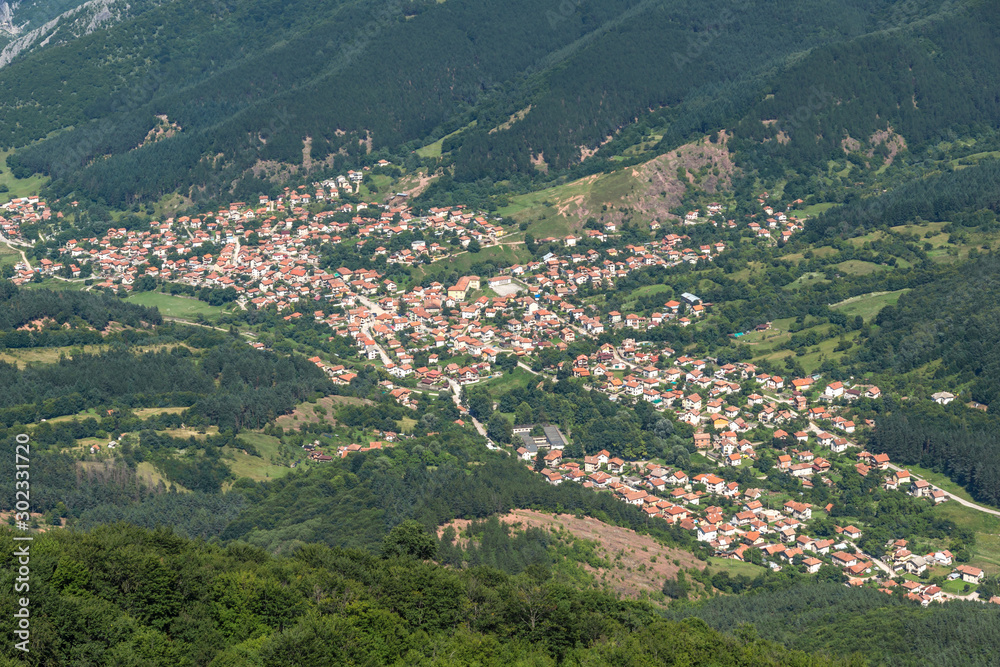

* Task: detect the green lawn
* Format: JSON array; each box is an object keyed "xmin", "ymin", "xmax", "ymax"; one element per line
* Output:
[
  {"xmin": 782, "ymin": 272, "xmax": 830, "ymax": 290},
  {"xmin": 927, "ymin": 501, "xmax": 1000, "ymax": 576},
  {"xmin": 21, "ymin": 278, "xmax": 89, "ymax": 291},
  {"xmin": 0, "ymin": 243, "xmax": 21, "ymax": 269},
  {"xmin": 931, "ymin": 500, "xmax": 1000, "ymax": 535},
  {"xmin": 223, "ymin": 432, "xmax": 294, "ymax": 484},
  {"xmin": 834, "ymin": 260, "xmax": 886, "ymax": 276},
  {"xmin": 415, "ymin": 121, "xmax": 477, "ymax": 158},
  {"xmin": 0, "ymin": 149, "xmax": 49, "ymax": 205},
  {"xmin": 789, "ymin": 202, "xmax": 838, "ymax": 218},
  {"xmin": 706, "ymin": 557, "xmax": 767, "ymax": 578},
  {"xmin": 135, "ymin": 461, "xmax": 189, "ymax": 492},
  {"xmin": 482, "ymin": 367, "xmax": 536, "ymax": 397},
  {"xmin": 125, "ymin": 291, "xmax": 228, "ymax": 320},
  {"xmin": 941, "ymin": 578, "xmax": 976, "ymax": 595},
  {"xmin": 902, "ymin": 463, "xmax": 993, "ymax": 507},
  {"xmin": 948, "ymin": 150, "xmax": 1000, "ymax": 169},
  {"xmin": 831, "ymin": 289, "xmax": 909, "ymax": 323},
  {"xmin": 417, "ymin": 244, "xmax": 532, "ymax": 281}
]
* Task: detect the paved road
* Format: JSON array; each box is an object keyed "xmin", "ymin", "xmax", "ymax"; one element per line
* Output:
[
  {"xmin": 886, "ymin": 462, "xmax": 1000, "ymax": 517},
  {"xmin": 1, "ymin": 238, "xmax": 30, "ymax": 269},
  {"xmin": 446, "ymin": 378, "xmax": 488, "ymax": 438},
  {"xmin": 355, "ymin": 295, "xmax": 393, "ymax": 365}
]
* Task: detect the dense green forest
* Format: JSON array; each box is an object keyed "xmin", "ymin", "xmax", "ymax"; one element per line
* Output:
[
  {"xmin": 668, "ymin": 582, "xmax": 1000, "ymax": 666},
  {"xmin": 805, "ymin": 159, "xmax": 1000, "ymax": 243},
  {"xmin": 222, "ymin": 436, "xmax": 698, "ymax": 555},
  {"xmin": 830, "ymin": 251, "xmax": 1000, "ymax": 503},
  {"xmin": 851, "ymin": 253, "xmax": 1000, "ymax": 406},
  {"xmin": 465, "ymin": 374, "xmax": 693, "ymax": 461},
  {"xmin": 0, "ymin": 281, "xmax": 331, "ymax": 429},
  {"xmin": 869, "ymin": 401, "xmax": 1000, "ymax": 506},
  {"xmin": 0, "ymin": 342, "xmax": 330, "ymax": 430},
  {"xmin": 4, "ymin": 0, "xmax": 986, "ymax": 206},
  {"xmin": 0, "ymin": 523, "xmax": 853, "ymax": 666},
  {"xmin": 0, "ymin": 279, "xmax": 161, "ymax": 334}
]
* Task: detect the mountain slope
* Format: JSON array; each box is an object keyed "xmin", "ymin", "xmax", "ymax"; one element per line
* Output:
[{"xmin": 2, "ymin": 0, "xmax": 983, "ymax": 208}]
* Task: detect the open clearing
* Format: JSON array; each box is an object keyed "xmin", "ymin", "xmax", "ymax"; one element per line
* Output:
[
  {"xmin": 0, "ymin": 343, "xmax": 190, "ymax": 369},
  {"xmin": 125, "ymin": 292, "xmax": 228, "ymax": 319},
  {"xmin": 831, "ymin": 289, "xmax": 909, "ymax": 322},
  {"xmin": 223, "ymin": 432, "xmax": 293, "ymax": 484},
  {"xmin": 274, "ymin": 394, "xmax": 372, "ymax": 429},
  {"xmin": 439, "ymin": 509, "xmax": 747, "ymax": 603},
  {"xmin": 0, "ymin": 148, "xmax": 48, "ymax": 204}
]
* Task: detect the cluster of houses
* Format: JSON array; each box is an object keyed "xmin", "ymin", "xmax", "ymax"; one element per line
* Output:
[
  {"xmin": 509, "ymin": 343, "xmax": 993, "ymax": 602},
  {"xmin": 302, "ymin": 431, "xmax": 401, "ymax": 462},
  {"xmin": 530, "ymin": 442, "xmax": 987, "ymax": 603},
  {"xmin": 681, "ymin": 194, "xmax": 807, "ymax": 245}
]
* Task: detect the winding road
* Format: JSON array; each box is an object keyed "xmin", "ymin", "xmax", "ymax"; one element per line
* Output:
[{"xmin": 885, "ymin": 462, "xmax": 1000, "ymax": 518}]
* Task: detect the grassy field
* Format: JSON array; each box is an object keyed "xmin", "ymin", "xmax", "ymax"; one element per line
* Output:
[
  {"xmin": 223, "ymin": 432, "xmax": 293, "ymax": 484},
  {"xmin": 834, "ymin": 260, "xmax": 886, "ymax": 276},
  {"xmin": 0, "ymin": 243, "xmax": 21, "ymax": 269},
  {"xmin": 930, "ymin": 501, "xmax": 1000, "ymax": 575},
  {"xmin": 0, "ymin": 149, "xmax": 48, "ymax": 204},
  {"xmin": 831, "ymin": 289, "xmax": 909, "ymax": 323},
  {"xmin": 497, "ymin": 173, "xmax": 609, "ymax": 236},
  {"xmin": 417, "ymin": 243, "xmax": 532, "ymax": 281},
  {"xmin": 44, "ymin": 406, "xmax": 188, "ymax": 427},
  {"xmin": 903, "ymin": 463, "xmax": 991, "ymax": 507},
  {"xmin": 789, "ymin": 202, "xmax": 838, "ymax": 218},
  {"xmin": 415, "ymin": 121, "xmax": 477, "ymax": 158},
  {"xmin": 135, "ymin": 461, "xmax": 188, "ymax": 491},
  {"xmin": 125, "ymin": 292, "xmax": 228, "ymax": 320},
  {"xmin": 706, "ymin": 556, "xmax": 768, "ymax": 578},
  {"xmin": 0, "ymin": 343, "xmax": 191, "ymax": 370},
  {"xmin": 782, "ymin": 272, "xmax": 830, "ymax": 290},
  {"xmin": 781, "ymin": 246, "xmax": 839, "ymax": 265},
  {"xmin": 158, "ymin": 426, "xmax": 220, "ymax": 440},
  {"xmin": 948, "ymin": 150, "xmax": 1000, "ymax": 169},
  {"xmin": 482, "ymin": 367, "xmax": 537, "ymax": 397},
  {"xmin": 20, "ymin": 278, "xmax": 89, "ymax": 291},
  {"xmin": 359, "ymin": 173, "xmax": 394, "ymax": 198},
  {"xmin": 740, "ymin": 314, "xmax": 858, "ymax": 374},
  {"xmin": 845, "ymin": 230, "xmax": 887, "ymax": 248},
  {"xmin": 274, "ymin": 394, "xmax": 371, "ymax": 430},
  {"xmin": 0, "ymin": 345, "xmax": 107, "ymax": 368}
]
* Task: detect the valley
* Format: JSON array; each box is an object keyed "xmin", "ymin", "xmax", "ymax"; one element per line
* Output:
[{"xmin": 1, "ymin": 0, "xmax": 1000, "ymax": 664}]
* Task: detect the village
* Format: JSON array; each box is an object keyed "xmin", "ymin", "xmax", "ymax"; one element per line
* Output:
[
  {"xmin": 1, "ymin": 174, "xmax": 985, "ymax": 606},
  {"xmin": 503, "ymin": 355, "xmax": 989, "ymax": 606}
]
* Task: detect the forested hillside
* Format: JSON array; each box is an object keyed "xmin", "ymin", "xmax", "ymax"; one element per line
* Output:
[
  {"xmin": 853, "ymin": 253, "xmax": 1000, "ymax": 405},
  {"xmin": 0, "ymin": 281, "xmax": 331, "ymax": 429},
  {"xmin": 3, "ymin": 0, "xmax": 985, "ymax": 207},
  {"xmin": 669, "ymin": 582, "xmax": 1000, "ymax": 666},
  {"xmin": 222, "ymin": 437, "xmax": 697, "ymax": 555},
  {"xmin": 0, "ymin": 523, "xmax": 851, "ymax": 666}
]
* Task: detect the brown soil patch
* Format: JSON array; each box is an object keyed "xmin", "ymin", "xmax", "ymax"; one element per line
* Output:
[
  {"xmin": 841, "ymin": 135, "xmax": 862, "ymax": 153},
  {"xmin": 537, "ymin": 134, "xmax": 735, "ymax": 231},
  {"xmin": 393, "ymin": 169, "xmax": 440, "ymax": 201},
  {"xmin": 530, "ymin": 152, "xmax": 548, "ymax": 174},
  {"xmin": 490, "ymin": 105, "xmax": 532, "ymax": 134},
  {"xmin": 867, "ymin": 128, "xmax": 907, "ymax": 168},
  {"xmin": 613, "ymin": 134, "xmax": 734, "ymax": 225},
  {"xmin": 440, "ymin": 509, "xmax": 707, "ymax": 603}
]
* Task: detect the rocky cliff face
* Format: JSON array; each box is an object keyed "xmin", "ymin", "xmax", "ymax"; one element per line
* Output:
[
  {"xmin": 0, "ymin": 0, "xmax": 125, "ymax": 68},
  {"xmin": 0, "ymin": 2, "xmax": 16, "ymax": 31}
]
